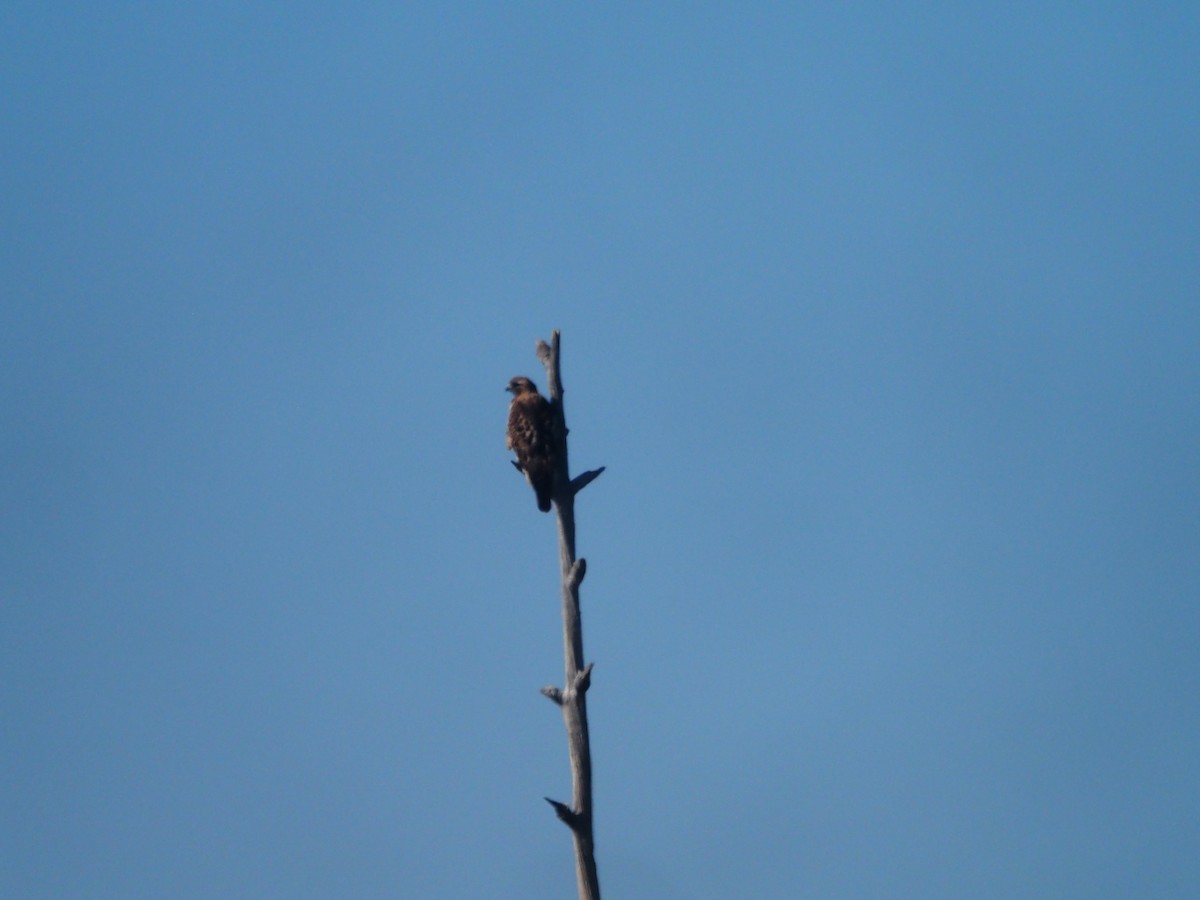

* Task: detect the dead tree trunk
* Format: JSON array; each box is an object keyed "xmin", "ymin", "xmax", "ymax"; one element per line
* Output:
[{"xmin": 532, "ymin": 331, "xmax": 604, "ymax": 900}]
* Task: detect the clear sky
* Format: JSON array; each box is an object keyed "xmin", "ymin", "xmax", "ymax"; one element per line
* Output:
[{"xmin": 3, "ymin": 4, "xmax": 1198, "ymax": 897}]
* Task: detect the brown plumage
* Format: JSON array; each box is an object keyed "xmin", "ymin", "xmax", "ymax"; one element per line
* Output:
[{"xmin": 506, "ymin": 376, "xmax": 556, "ymax": 512}]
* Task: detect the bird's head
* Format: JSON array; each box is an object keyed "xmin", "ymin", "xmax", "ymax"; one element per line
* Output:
[{"xmin": 506, "ymin": 376, "xmax": 538, "ymax": 396}]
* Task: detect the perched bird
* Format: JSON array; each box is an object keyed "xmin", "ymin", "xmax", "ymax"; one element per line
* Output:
[{"xmin": 506, "ymin": 376, "xmax": 556, "ymax": 512}]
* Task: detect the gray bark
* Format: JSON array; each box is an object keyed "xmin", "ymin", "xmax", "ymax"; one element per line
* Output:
[{"xmin": 532, "ymin": 331, "xmax": 603, "ymax": 900}]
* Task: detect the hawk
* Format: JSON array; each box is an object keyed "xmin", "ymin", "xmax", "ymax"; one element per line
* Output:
[{"xmin": 506, "ymin": 375, "xmax": 556, "ymax": 512}]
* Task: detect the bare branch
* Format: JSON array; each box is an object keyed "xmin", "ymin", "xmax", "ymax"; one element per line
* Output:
[
  {"xmin": 544, "ymin": 797, "xmax": 580, "ymax": 830},
  {"xmin": 568, "ymin": 558, "xmax": 587, "ymax": 588},
  {"xmin": 570, "ymin": 467, "xmax": 606, "ymax": 495},
  {"xmin": 528, "ymin": 330, "xmax": 603, "ymax": 900},
  {"xmin": 573, "ymin": 663, "xmax": 593, "ymax": 695}
]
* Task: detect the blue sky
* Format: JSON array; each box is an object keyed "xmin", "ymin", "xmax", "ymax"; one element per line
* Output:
[{"xmin": 3, "ymin": 3, "xmax": 1198, "ymax": 897}]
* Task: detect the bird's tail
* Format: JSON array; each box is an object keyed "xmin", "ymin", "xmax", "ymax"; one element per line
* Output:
[{"xmin": 535, "ymin": 480, "xmax": 552, "ymax": 513}]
